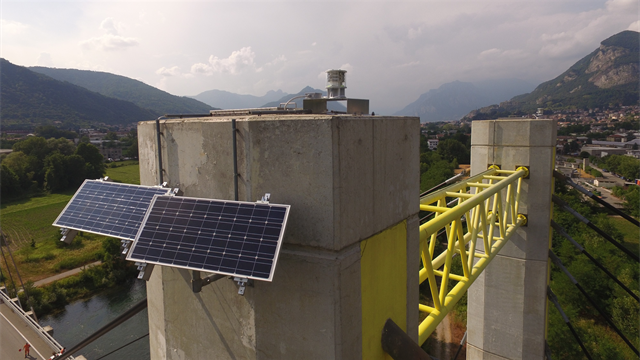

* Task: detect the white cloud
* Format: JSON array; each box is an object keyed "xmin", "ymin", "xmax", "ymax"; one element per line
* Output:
[
  {"xmin": 37, "ymin": 53, "xmax": 54, "ymax": 66},
  {"xmin": 80, "ymin": 34, "xmax": 139, "ymax": 51},
  {"xmin": 1, "ymin": 19, "xmax": 28, "ymax": 35},
  {"xmin": 156, "ymin": 66, "xmax": 182, "ymax": 77},
  {"xmin": 395, "ymin": 61, "xmax": 420, "ymax": 68},
  {"xmin": 191, "ymin": 47, "xmax": 263, "ymax": 76},
  {"xmin": 628, "ymin": 20, "xmax": 640, "ymax": 31},
  {"xmin": 100, "ymin": 18, "xmax": 120, "ymax": 35},
  {"xmin": 79, "ymin": 17, "xmax": 138, "ymax": 52}
]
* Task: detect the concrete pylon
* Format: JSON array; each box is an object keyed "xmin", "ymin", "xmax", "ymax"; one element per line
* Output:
[
  {"xmin": 467, "ymin": 119, "xmax": 556, "ymax": 360},
  {"xmin": 137, "ymin": 115, "xmax": 420, "ymax": 360}
]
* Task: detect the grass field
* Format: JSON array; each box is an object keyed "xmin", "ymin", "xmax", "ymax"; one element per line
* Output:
[
  {"xmin": 609, "ymin": 216, "xmax": 640, "ymax": 256},
  {"xmin": 0, "ymin": 162, "xmax": 142, "ymax": 283},
  {"xmin": 1, "ymin": 193, "xmax": 105, "ymax": 282},
  {"xmin": 105, "ymin": 161, "xmax": 140, "ymax": 184}
]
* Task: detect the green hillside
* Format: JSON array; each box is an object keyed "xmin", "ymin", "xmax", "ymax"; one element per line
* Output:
[
  {"xmin": 29, "ymin": 66, "xmax": 215, "ymax": 115},
  {"xmin": 1, "ymin": 59, "xmax": 158, "ymax": 127}
]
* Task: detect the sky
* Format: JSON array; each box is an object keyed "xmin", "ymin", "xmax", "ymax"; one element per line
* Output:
[{"xmin": 1, "ymin": 0, "xmax": 638, "ymax": 114}]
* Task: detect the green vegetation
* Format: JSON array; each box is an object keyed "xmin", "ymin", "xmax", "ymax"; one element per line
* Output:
[
  {"xmin": 7, "ymin": 238, "xmax": 137, "ymax": 317},
  {"xmin": 1, "ymin": 136, "xmax": 106, "ymax": 199},
  {"xmin": 29, "ymin": 66, "xmax": 213, "ymax": 115},
  {"xmin": 612, "ymin": 185, "xmax": 640, "ymax": 218},
  {"xmin": 0, "ymin": 58, "xmax": 157, "ymax": 127},
  {"xmin": 549, "ymin": 182, "xmax": 639, "ymax": 359},
  {"xmin": 592, "ymin": 154, "xmax": 640, "ymax": 181},
  {"xmin": 106, "ymin": 161, "xmax": 140, "ymax": 184},
  {"xmin": 0, "ymin": 192, "xmax": 107, "ymax": 281}
]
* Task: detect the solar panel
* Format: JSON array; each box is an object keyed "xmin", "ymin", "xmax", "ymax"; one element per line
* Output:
[
  {"xmin": 53, "ymin": 180, "xmax": 172, "ymax": 240},
  {"xmin": 126, "ymin": 195, "xmax": 290, "ymax": 281}
]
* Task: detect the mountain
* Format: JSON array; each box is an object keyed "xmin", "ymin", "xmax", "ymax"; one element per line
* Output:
[
  {"xmin": 190, "ymin": 89, "xmax": 287, "ymax": 109},
  {"xmin": 29, "ymin": 66, "xmax": 214, "ymax": 115},
  {"xmin": 468, "ymin": 30, "xmax": 639, "ymax": 118},
  {"xmin": 1, "ymin": 59, "xmax": 158, "ymax": 127},
  {"xmin": 395, "ymin": 79, "xmax": 533, "ymax": 122},
  {"xmin": 261, "ymin": 86, "xmax": 347, "ymax": 111}
]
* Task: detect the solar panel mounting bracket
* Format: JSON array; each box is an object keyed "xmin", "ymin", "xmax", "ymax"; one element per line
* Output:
[
  {"xmin": 121, "ymin": 240, "xmax": 132, "ymax": 258},
  {"xmin": 101, "ymin": 176, "xmax": 113, "ymax": 182},
  {"xmin": 136, "ymin": 262, "xmax": 154, "ymax": 281},
  {"xmin": 191, "ymin": 270, "xmax": 226, "ymax": 293},
  {"xmin": 234, "ymin": 277, "xmax": 252, "ymax": 296},
  {"xmin": 60, "ymin": 228, "xmax": 78, "ymax": 244},
  {"xmin": 257, "ymin": 193, "xmax": 271, "ymax": 204}
]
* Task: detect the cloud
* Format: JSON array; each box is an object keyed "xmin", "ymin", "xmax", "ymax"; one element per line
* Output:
[
  {"xmin": 79, "ymin": 17, "xmax": 139, "ymax": 52},
  {"xmin": 191, "ymin": 47, "xmax": 275, "ymax": 76},
  {"xmin": 628, "ymin": 20, "xmax": 640, "ymax": 31},
  {"xmin": 80, "ymin": 34, "xmax": 139, "ymax": 51},
  {"xmin": 156, "ymin": 66, "xmax": 182, "ymax": 77},
  {"xmin": 37, "ymin": 53, "xmax": 54, "ymax": 66},
  {"xmin": 478, "ymin": 48, "xmax": 527, "ymax": 60},
  {"xmin": 395, "ymin": 61, "xmax": 420, "ymax": 68},
  {"xmin": 1, "ymin": 19, "xmax": 28, "ymax": 35},
  {"xmin": 100, "ymin": 18, "xmax": 120, "ymax": 35}
]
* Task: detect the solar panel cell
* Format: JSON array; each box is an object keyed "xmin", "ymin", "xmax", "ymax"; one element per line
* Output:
[
  {"xmin": 53, "ymin": 180, "xmax": 172, "ymax": 240},
  {"xmin": 127, "ymin": 195, "xmax": 290, "ymax": 281}
]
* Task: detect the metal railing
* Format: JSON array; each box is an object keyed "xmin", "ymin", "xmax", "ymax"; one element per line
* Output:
[
  {"xmin": 0, "ymin": 286, "xmax": 64, "ymax": 353},
  {"xmin": 417, "ymin": 165, "xmax": 528, "ymax": 345}
]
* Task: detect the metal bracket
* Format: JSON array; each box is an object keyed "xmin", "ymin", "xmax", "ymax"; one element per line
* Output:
[
  {"xmin": 102, "ymin": 176, "xmax": 113, "ymax": 182},
  {"xmin": 257, "ymin": 193, "xmax": 271, "ymax": 204},
  {"xmin": 162, "ymin": 182, "xmax": 168, "ymax": 187},
  {"xmin": 120, "ymin": 240, "xmax": 132, "ymax": 258},
  {"xmin": 191, "ymin": 271, "xmax": 225, "ymax": 293},
  {"xmin": 136, "ymin": 262, "xmax": 154, "ymax": 281},
  {"xmin": 233, "ymin": 277, "xmax": 252, "ymax": 295},
  {"xmin": 60, "ymin": 228, "xmax": 78, "ymax": 244},
  {"xmin": 172, "ymin": 188, "xmax": 182, "ymax": 196}
]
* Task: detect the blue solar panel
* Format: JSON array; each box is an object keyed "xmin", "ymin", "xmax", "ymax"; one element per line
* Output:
[
  {"xmin": 53, "ymin": 180, "xmax": 172, "ymax": 240},
  {"xmin": 126, "ymin": 195, "xmax": 290, "ymax": 281}
]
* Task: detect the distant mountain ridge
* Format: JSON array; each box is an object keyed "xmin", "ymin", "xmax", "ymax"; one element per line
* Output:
[
  {"xmin": 467, "ymin": 30, "xmax": 639, "ymax": 118},
  {"xmin": 261, "ymin": 86, "xmax": 347, "ymax": 111},
  {"xmin": 29, "ymin": 66, "xmax": 215, "ymax": 115},
  {"xmin": 395, "ymin": 79, "xmax": 533, "ymax": 122},
  {"xmin": 1, "ymin": 59, "xmax": 157, "ymax": 127},
  {"xmin": 191, "ymin": 89, "xmax": 287, "ymax": 109}
]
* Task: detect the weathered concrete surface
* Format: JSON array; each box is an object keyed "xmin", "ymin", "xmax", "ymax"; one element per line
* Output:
[
  {"xmin": 467, "ymin": 119, "xmax": 556, "ymax": 360},
  {"xmin": 138, "ymin": 115, "xmax": 420, "ymax": 360}
]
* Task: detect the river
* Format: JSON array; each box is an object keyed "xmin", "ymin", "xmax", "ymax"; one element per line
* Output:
[{"xmin": 40, "ymin": 280, "xmax": 150, "ymax": 360}]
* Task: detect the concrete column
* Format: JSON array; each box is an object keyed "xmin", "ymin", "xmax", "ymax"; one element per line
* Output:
[
  {"xmin": 467, "ymin": 119, "xmax": 556, "ymax": 360},
  {"xmin": 137, "ymin": 115, "xmax": 420, "ymax": 360}
]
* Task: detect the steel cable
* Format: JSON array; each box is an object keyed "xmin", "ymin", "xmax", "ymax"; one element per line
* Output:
[
  {"xmin": 551, "ymin": 221, "xmax": 639, "ymax": 302},
  {"xmin": 549, "ymin": 250, "xmax": 638, "ymax": 355},
  {"xmin": 552, "ymin": 194, "xmax": 639, "ymax": 263},
  {"xmin": 547, "ymin": 287, "xmax": 594, "ymax": 360}
]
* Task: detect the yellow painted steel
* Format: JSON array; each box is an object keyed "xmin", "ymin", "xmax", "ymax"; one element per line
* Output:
[
  {"xmin": 417, "ymin": 166, "xmax": 527, "ymax": 345},
  {"xmin": 361, "ymin": 221, "xmax": 407, "ymax": 360}
]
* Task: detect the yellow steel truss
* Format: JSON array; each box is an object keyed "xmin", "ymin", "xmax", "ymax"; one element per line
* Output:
[{"xmin": 418, "ymin": 166, "xmax": 528, "ymax": 345}]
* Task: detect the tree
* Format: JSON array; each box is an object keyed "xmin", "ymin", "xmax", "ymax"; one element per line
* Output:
[
  {"xmin": 103, "ymin": 132, "xmax": 119, "ymax": 141},
  {"xmin": 75, "ymin": 143, "xmax": 105, "ymax": 179},
  {"xmin": 0, "ymin": 164, "xmax": 22, "ymax": 198},
  {"xmin": 437, "ymin": 138, "xmax": 470, "ymax": 164},
  {"xmin": 579, "ymin": 151, "xmax": 590, "ymax": 159}
]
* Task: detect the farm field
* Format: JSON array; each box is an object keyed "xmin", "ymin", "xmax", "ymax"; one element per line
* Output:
[
  {"xmin": 105, "ymin": 160, "xmax": 140, "ymax": 184},
  {"xmin": 0, "ymin": 161, "xmax": 141, "ymax": 283}
]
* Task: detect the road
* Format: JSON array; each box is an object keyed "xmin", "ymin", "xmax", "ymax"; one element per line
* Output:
[{"xmin": 0, "ymin": 303, "xmax": 52, "ymax": 360}]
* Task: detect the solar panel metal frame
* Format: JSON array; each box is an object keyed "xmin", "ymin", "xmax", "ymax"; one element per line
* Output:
[
  {"xmin": 53, "ymin": 180, "xmax": 173, "ymax": 241},
  {"xmin": 126, "ymin": 195, "xmax": 291, "ymax": 282}
]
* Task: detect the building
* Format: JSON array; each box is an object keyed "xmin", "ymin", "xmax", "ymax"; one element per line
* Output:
[{"xmin": 427, "ymin": 139, "xmax": 439, "ymax": 150}]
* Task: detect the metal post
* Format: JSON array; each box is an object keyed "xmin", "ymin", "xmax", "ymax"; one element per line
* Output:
[
  {"xmin": 232, "ymin": 119, "xmax": 238, "ymax": 201},
  {"xmin": 156, "ymin": 117, "xmax": 164, "ymax": 185}
]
